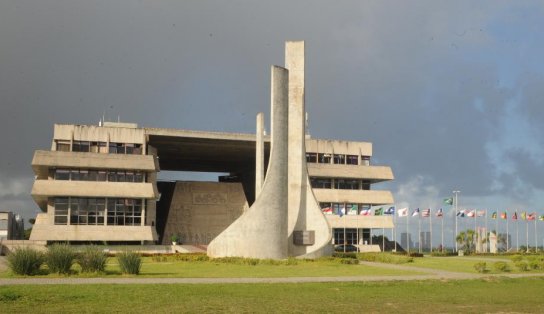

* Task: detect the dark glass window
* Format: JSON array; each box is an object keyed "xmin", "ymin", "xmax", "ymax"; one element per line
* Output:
[
  {"xmin": 361, "ymin": 155, "xmax": 370, "ymax": 166},
  {"xmin": 310, "ymin": 178, "xmax": 332, "ymax": 189},
  {"xmin": 306, "ymin": 152, "xmax": 317, "ymax": 163},
  {"xmin": 54, "ymin": 169, "xmax": 70, "ymax": 180},
  {"xmin": 73, "ymin": 141, "xmax": 90, "ymax": 152},
  {"xmin": 318, "ymin": 153, "xmax": 331, "ymax": 164},
  {"xmin": 333, "ymin": 154, "xmax": 346, "ymax": 164},
  {"xmin": 346, "ymin": 155, "xmax": 358, "ymax": 165},
  {"xmin": 56, "ymin": 140, "xmax": 70, "ymax": 152}
]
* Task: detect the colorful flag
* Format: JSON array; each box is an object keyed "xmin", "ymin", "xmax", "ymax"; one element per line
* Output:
[
  {"xmin": 322, "ymin": 207, "xmax": 333, "ymax": 215},
  {"xmin": 348, "ymin": 205, "xmax": 358, "ymax": 215},
  {"xmin": 360, "ymin": 209, "xmax": 371, "ymax": 216},
  {"xmin": 374, "ymin": 207, "xmax": 384, "ymax": 216},
  {"xmin": 521, "ymin": 212, "xmax": 527, "ymax": 220},
  {"xmin": 466, "ymin": 210, "xmax": 475, "ymax": 218},
  {"xmin": 436, "ymin": 208, "xmax": 443, "ymax": 217},
  {"xmin": 528, "ymin": 213, "xmax": 536, "ymax": 221},
  {"xmin": 412, "ymin": 208, "xmax": 420, "ymax": 217},
  {"xmin": 512, "ymin": 212, "xmax": 518, "ymax": 220},
  {"xmin": 422, "ymin": 208, "xmax": 430, "ymax": 217},
  {"xmin": 491, "ymin": 211, "xmax": 497, "ymax": 219},
  {"xmin": 397, "ymin": 208, "xmax": 408, "ymax": 217},
  {"xmin": 457, "ymin": 209, "xmax": 466, "ymax": 217},
  {"xmin": 539, "ymin": 215, "xmax": 544, "ymax": 221},
  {"xmin": 443, "ymin": 197, "xmax": 453, "ymax": 206},
  {"xmin": 384, "ymin": 206, "xmax": 395, "ymax": 215},
  {"xmin": 500, "ymin": 212, "xmax": 507, "ymax": 219},
  {"xmin": 477, "ymin": 210, "xmax": 486, "ymax": 217},
  {"xmin": 338, "ymin": 205, "xmax": 345, "ymax": 217}
]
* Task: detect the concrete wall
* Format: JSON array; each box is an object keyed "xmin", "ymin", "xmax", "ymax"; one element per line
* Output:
[{"xmin": 162, "ymin": 182, "xmax": 248, "ymax": 245}]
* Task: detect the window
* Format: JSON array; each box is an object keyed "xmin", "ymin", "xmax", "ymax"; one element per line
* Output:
[
  {"xmin": 318, "ymin": 153, "xmax": 331, "ymax": 164},
  {"xmin": 310, "ymin": 178, "xmax": 332, "ymax": 189},
  {"xmin": 333, "ymin": 228, "xmax": 358, "ymax": 245},
  {"xmin": 133, "ymin": 144, "xmax": 142, "ymax": 155},
  {"xmin": 54, "ymin": 197, "xmax": 69, "ymax": 225},
  {"xmin": 333, "ymin": 154, "xmax": 346, "ymax": 164},
  {"xmin": 361, "ymin": 155, "xmax": 370, "ymax": 166},
  {"xmin": 335, "ymin": 179, "xmax": 359, "ymax": 190},
  {"xmin": 346, "ymin": 155, "xmax": 358, "ymax": 165},
  {"xmin": 306, "ymin": 152, "xmax": 317, "ymax": 163},
  {"xmin": 362, "ymin": 180, "xmax": 371, "ymax": 190},
  {"xmin": 54, "ymin": 169, "xmax": 70, "ymax": 180},
  {"xmin": 56, "ymin": 140, "xmax": 70, "ymax": 152},
  {"xmin": 73, "ymin": 141, "xmax": 90, "ymax": 152}
]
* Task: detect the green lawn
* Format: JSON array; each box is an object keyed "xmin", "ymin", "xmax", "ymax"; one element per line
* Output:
[
  {"xmin": 0, "ymin": 257, "xmax": 422, "ymax": 278},
  {"xmin": 1, "ymin": 277, "xmax": 543, "ymax": 313},
  {"xmin": 411, "ymin": 256, "xmax": 544, "ymax": 274}
]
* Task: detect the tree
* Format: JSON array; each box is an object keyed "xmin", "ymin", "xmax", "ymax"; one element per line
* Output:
[{"xmin": 456, "ymin": 229, "xmax": 476, "ymax": 254}]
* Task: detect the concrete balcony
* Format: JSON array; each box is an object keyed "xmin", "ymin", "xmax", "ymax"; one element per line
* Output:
[
  {"xmin": 312, "ymin": 189, "xmax": 394, "ymax": 204},
  {"xmin": 324, "ymin": 214, "xmax": 394, "ymax": 229},
  {"xmin": 31, "ymin": 180, "xmax": 158, "ymax": 210},
  {"xmin": 30, "ymin": 213, "xmax": 158, "ymax": 241},
  {"xmin": 32, "ymin": 150, "xmax": 158, "ymax": 179},
  {"xmin": 307, "ymin": 163, "xmax": 394, "ymax": 182}
]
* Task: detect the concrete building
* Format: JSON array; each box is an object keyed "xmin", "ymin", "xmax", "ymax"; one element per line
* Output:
[
  {"xmin": 29, "ymin": 41, "xmax": 395, "ymax": 256},
  {"xmin": 0, "ymin": 212, "xmax": 24, "ymax": 240}
]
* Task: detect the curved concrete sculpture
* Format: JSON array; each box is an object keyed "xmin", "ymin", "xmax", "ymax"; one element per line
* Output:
[
  {"xmin": 207, "ymin": 66, "xmax": 289, "ymax": 259},
  {"xmin": 286, "ymin": 41, "xmax": 332, "ymax": 258}
]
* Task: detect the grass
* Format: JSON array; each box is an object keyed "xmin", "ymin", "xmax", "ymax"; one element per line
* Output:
[
  {"xmin": 0, "ymin": 278, "xmax": 543, "ymax": 313},
  {"xmin": 411, "ymin": 256, "xmax": 544, "ymax": 274},
  {"xmin": 0, "ymin": 257, "xmax": 422, "ymax": 278}
]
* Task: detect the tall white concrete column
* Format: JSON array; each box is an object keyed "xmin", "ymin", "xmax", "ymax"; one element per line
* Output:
[
  {"xmin": 255, "ymin": 112, "xmax": 265, "ymax": 198},
  {"xmin": 207, "ymin": 66, "xmax": 289, "ymax": 259},
  {"xmin": 286, "ymin": 41, "xmax": 332, "ymax": 258}
]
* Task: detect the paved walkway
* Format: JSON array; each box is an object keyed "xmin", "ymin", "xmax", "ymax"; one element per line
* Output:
[{"xmin": 1, "ymin": 261, "xmax": 543, "ymax": 285}]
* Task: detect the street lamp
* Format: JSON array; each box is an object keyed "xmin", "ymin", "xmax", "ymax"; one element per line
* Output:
[{"xmin": 453, "ymin": 190, "xmax": 460, "ymax": 252}]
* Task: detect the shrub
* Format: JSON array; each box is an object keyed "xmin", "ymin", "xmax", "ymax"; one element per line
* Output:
[
  {"xmin": 174, "ymin": 253, "xmax": 209, "ymax": 262},
  {"xmin": 528, "ymin": 260, "xmax": 542, "ymax": 270},
  {"xmin": 77, "ymin": 246, "xmax": 107, "ymax": 273},
  {"xmin": 473, "ymin": 262, "xmax": 487, "ymax": 273},
  {"xmin": 117, "ymin": 251, "xmax": 142, "ymax": 275},
  {"xmin": 511, "ymin": 255, "xmax": 524, "ymax": 262},
  {"xmin": 7, "ymin": 247, "xmax": 44, "ymax": 276},
  {"xmin": 357, "ymin": 253, "xmax": 413, "ymax": 264},
  {"xmin": 340, "ymin": 258, "xmax": 359, "ymax": 265},
  {"xmin": 46, "ymin": 244, "xmax": 76, "ymax": 274},
  {"xmin": 515, "ymin": 261, "xmax": 529, "ymax": 272},
  {"xmin": 493, "ymin": 261, "xmax": 510, "ymax": 272},
  {"xmin": 333, "ymin": 252, "xmax": 357, "ymax": 259},
  {"xmin": 285, "ymin": 257, "xmax": 298, "ymax": 266}
]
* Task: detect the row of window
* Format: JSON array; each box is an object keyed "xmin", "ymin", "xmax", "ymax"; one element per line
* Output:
[
  {"xmin": 320, "ymin": 203, "xmax": 372, "ymax": 215},
  {"xmin": 53, "ymin": 169, "xmax": 145, "ymax": 183},
  {"xmin": 53, "ymin": 197, "xmax": 144, "ymax": 226},
  {"xmin": 333, "ymin": 228, "xmax": 371, "ymax": 245},
  {"xmin": 310, "ymin": 178, "xmax": 371, "ymax": 190},
  {"xmin": 56, "ymin": 140, "xmax": 143, "ymax": 155},
  {"xmin": 305, "ymin": 152, "xmax": 370, "ymax": 165}
]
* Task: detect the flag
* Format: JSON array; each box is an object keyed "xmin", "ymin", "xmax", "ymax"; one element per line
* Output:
[
  {"xmin": 384, "ymin": 206, "xmax": 395, "ymax": 215},
  {"xmin": 397, "ymin": 208, "xmax": 408, "ymax": 217},
  {"xmin": 512, "ymin": 212, "xmax": 518, "ymax": 220},
  {"xmin": 360, "ymin": 209, "xmax": 371, "ymax": 216},
  {"xmin": 500, "ymin": 212, "xmax": 507, "ymax": 219},
  {"xmin": 374, "ymin": 207, "xmax": 384, "ymax": 216},
  {"xmin": 457, "ymin": 209, "xmax": 466, "ymax": 217},
  {"xmin": 436, "ymin": 208, "xmax": 443, "ymax": 217},
  {"xmin": 477, "ymin": 210, "xmax": 486, "ymax": 217},
  {"xmin": 443, "ymin": 197, "xmax": 453, "ymax": 205},
  {"xmin": 528, "ymin": 213, "xmax": 536, "ymax": 221},
  {"xmin": 539, "ymin": 215, "xmax": 544, "ymax": 221},
  {"xmin": 412, "ymin": 208, "xmax": 420, "ymax": 217},
  {"xmin": 521, "ymin": 212, "xmax": 527, "ymax": 220},
  {"xmin": 322, "ymin": 207, "xmax": 333, "ymax": 215},
  {"xmin": 348, "ymin": 204, "xmax": 358, "ymax": 215},
  {"xmin": 491, "ymin": 211, "xmax": 497, "ymax": 219},
  {"xmin": 466, "ymin": 210, "xmax": 475, "ymax": 218},
  {"xmin": 422, "ymin": 208, "xmax": 430, "ymax": 217},
  {"xmin": 338, "ymin": 205, "xmax": 345, "ymax": 217}
]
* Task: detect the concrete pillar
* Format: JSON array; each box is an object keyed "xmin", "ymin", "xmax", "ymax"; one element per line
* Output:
[
  {"xmin": 255, "ymin": 112, "xmax": 265, "ymax": 198},
  {"xmin": 285, "ymin": 41, "xmax": 332, "ymax": 258},
  {"xmin": 207, "ymin": 66, "xmax": 289, "ymax": 259}
]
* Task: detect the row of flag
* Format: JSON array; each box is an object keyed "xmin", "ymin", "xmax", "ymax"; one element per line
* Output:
[{"xmin": 322, "ymin": 205, "xmax": 544, "ymax": 221}]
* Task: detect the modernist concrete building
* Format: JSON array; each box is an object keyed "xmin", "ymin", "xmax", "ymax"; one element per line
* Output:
[{"xmin": 29, "ymin": 41, "xmax": 395, "ymax": 255}]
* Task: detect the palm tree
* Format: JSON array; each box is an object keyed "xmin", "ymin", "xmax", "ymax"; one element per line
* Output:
[{"xmin": 456, "ymin": 229, "xmax": 476, "ymax": 254}]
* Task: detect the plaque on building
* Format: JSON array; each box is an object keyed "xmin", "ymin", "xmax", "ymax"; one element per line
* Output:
[{"xmin": 293, "ymin": 230, "xmax": 315, "ymax": 245}]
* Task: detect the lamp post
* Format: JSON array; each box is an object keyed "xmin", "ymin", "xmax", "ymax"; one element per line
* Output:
[{"xmin": 453, "ymin": 190, "xmax": 460, "ymax": 252}]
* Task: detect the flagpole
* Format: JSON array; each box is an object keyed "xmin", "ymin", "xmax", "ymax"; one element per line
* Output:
[
  {"xmin": 516, "ymin": 212, "xmax": 519, "ymax": 252},
  {"xmin": 429, "ymin": 208, "xmax": 433, "ymax": 253},
  {"xmin": 453, "ymin": 191, "xmax": 460, "ymax": 252},
  {"xmin": 534, "ymin": 216, "xmax": 537, "ymax": 252},
  {"xmin": 441, "ymin": 209, "xmax": 444, "ymax": 252},
  {"xmin": 485, "ymin": 209, "xmax": 488, "ymax": 253},
  {"xmin": 356, "ymin": 208, "xmax": 359, "ymax": 246},
  {"xmin": 506, "ymin": 210, "xmax": 509, "ymax": 252},
  {"xmin": 526, "ymin": 215, "xmax": 529, "ymax": 253},
  {"xmin": 407, "ymin": 211, "xmax": 410, "ymax": 252},
  {"xmin": 394, "ymin": 210, "xmax": 397, "ymax": 252},
  {"xmin": 418, "ymin": 211, "xmax": 422, "ymax": 254}
]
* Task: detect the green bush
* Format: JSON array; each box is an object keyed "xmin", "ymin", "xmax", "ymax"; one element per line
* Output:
[
  {"xmin": 7, "ymin": 247, "xmax": 44, "ymax": 276},
  {"xmin": 357, "ymin": 253, "xmax": 413, "ymax": 264},
  {"xmin": 494, "ymin": 261, "xmax": 510, "ymax": 272},
  {"xmin": 46, "ymin": 244, "xmax": 76, "ymax": 274},
  {"xmin": 117, "ymin": 251, "xmax": 142, "ymax": 275},
  {"xmin": 515, "ymin": 261, "xmax": 529, "ymax": 272},
  {"xmin": 340, "ymin": 258, "xmax": 359, "ymax": 265},
  {"xmin": 473, "ymin": 262, "xmax": 487, "ymax": 273},
  {"xmin": 77, "ymin": 246, "xmax": 107, "ymax": 273},
  {"xmin": 333, "ymin": 252, "xmax": 357, "ymax": 259},
  {"xmin": 174, "ymin": 253, "xmax": 209, "ymax": 262}
]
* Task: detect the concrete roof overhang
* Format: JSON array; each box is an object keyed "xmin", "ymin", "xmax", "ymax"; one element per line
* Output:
[{"xmin": 145, "ymin": 128, "xmax": 270, "ymax": 173}]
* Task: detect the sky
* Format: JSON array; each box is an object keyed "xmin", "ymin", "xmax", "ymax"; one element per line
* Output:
[{"xmin": 1, "ymin": 1, "xmax": 544, "ymax": 247}]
